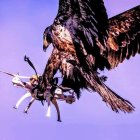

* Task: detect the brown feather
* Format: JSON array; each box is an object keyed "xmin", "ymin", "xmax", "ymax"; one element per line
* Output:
[
  {"xmin": 42, "ymin": 1, "xmax": 139, "ymax": 114},
  {"xmin": 107, "ymin": 5, "xmax": 140, "ymax": 69}
]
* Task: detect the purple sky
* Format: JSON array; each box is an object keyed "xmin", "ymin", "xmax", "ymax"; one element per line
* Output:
[{"xmin": 0, "ymin": 0, "xmax": 140, "ymax": 140}]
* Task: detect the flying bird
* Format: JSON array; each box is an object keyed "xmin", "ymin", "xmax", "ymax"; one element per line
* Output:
[{"xmin": 42, "ymin": 0, "xmax": 140, "ymax": 113}]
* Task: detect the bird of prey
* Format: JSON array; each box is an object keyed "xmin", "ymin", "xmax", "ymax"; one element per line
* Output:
[{"xmin": 42, "ymin": 0, "xmax": 140, "ymax": 113}]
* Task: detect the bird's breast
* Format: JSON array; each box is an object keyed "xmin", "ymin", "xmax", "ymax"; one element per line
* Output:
[{"xmin": 52, "ymin": 25, "xmax": 76, "ymax": 55}]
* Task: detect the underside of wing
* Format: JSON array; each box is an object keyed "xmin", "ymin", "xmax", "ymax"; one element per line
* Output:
[{"xmin": 107, "ymin": 5, "xmax": 140, "ymax": 69}]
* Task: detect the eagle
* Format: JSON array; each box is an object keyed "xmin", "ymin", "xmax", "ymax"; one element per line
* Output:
[{"xmin": 42, "ymin": 0, "xmax": 140, "ymax": 113}]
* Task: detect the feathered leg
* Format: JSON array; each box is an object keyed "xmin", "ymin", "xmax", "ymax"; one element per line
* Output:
[{"xmin": 43, "ymin": 48, "xmax": 61, "ymax": 86}]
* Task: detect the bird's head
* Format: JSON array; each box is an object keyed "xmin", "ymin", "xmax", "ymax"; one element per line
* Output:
[{"xmin": 43, "ymin": 26, "xmax": 52, "ymax": 52}]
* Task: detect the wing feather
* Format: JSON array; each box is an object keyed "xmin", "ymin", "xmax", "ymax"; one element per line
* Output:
[
  {"xmin": 42, "ymin": 1, "xmax": 139, "ymax": 113},
  {"xmin": 107, "ymin": 5, "xmax": 140, "ymax": 69},
  {"xmin": 55, "ymin": 0, "xmax": 109, "ymax": 52}
]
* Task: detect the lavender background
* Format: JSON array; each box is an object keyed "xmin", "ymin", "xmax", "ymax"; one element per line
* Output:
[{"xmin": 0, "ymin": 0, "xmax": 140, "ymax": 140}]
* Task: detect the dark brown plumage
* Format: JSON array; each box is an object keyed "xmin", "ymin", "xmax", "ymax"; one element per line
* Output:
[
  {"xmin": 42, "ymin": 0, "xmax": 140, "ymax": 113},
  {"xmin": 107, "ymin": 6, "xmax": 140, "ymax": 68}
]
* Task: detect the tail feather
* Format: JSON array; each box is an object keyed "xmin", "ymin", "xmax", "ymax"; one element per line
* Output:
[
  {"xmin": 82, "ymin": 71, "xmax": 135, "ymax": 113},
  {"xmin": 64, "ymin": 60, "xmax": 134, "ymax": 113}
]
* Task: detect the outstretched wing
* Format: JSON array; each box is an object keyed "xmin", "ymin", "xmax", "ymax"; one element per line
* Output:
[
  {"xmin": 107, "ymin": 5, "xmax": 140, "ymax": 69},
  {"xmin": 42, "ymin": 1, "xmax": 138, "ymax": 113}
]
